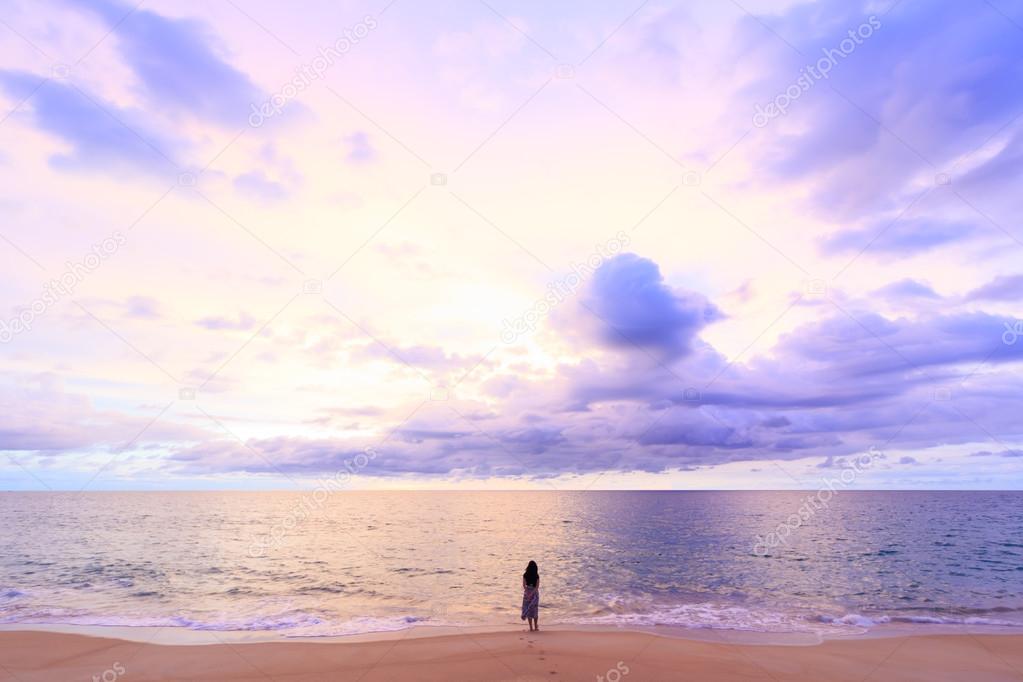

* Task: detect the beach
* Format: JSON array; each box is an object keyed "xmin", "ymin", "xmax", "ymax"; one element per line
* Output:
[{"xmin": 1, "ymin": 629, "xmax": 1021, "ymax": 681}]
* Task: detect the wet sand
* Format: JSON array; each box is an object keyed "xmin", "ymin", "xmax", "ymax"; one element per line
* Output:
[{"xmin": 0, "ymin": 629, "xmax": 1020, "ymax": 681}]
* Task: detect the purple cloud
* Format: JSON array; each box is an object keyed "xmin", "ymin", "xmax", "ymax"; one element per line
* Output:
[
  {"xmin": 0, "ymin": 71, "xmax": 181, "ymax": 176},
  {"xmin": 740, "ymin": 0, "xmax": 1023, "ymax": 261},
  {"xmin": 579, "ymin": 253, "xmax": 721, "ymax": 359},
  {"xmin": 70, "ymin": 0, "xmax": 263, "ymax": 126},
  {"xmin": 970, "ymin": 449, "xmax": 1023, "ymax": 458},
  {"xmin": 965, "ymin": 274, "xmax": 1023, "ymax": 302},
  {"xmin": 196, "ymin": 312, "xmax": 258, "ymax": 331},
  {"xmin": 353, "ymin": 342, "xmax": 484, "ymax": 374},
  {"xmin": 873, "ymin": 279, "xmax": 940, "ymax": 300},
  {"xmin": 345, "ymin": 132, "xmax": 375, "ymax": 163},
  {"xmin": 234, "ymin": 171, "xmax": 287, "ymax": 201},
  {"xmin": 125, "ymin": 296, "xmax": 161, "ymax": 319},
  {"xmin": 0, "ymin": 374, "xmax": 210, "ymax": 453},
  {"xmin": 822, "ymin": 218, "xmax": 975, "ymax": 256}
]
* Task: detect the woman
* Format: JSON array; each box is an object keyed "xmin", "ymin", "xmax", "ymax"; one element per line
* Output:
[{"xmin": 521, "ymin": 560, "xmax": 540, "ymax": 631}]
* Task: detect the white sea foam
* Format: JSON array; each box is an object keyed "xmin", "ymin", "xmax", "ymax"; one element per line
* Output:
[
  {"xmin": 3, "ymin": 601, "xmax": 1022, "ymax": 638},
  {"xmin": 0, "ymin": 606, "xmax": 448, "ymax": 637},
  {"xmin": 816, "ymin": 612, "xmax": 1023, "ymax": 629},
  {"xmin": 567, "ymin": 604, "xmax": 1023, "ymax": 636},
  {"xmin": 565, "ymin": 603, "xmax": 867, "ymax": 635},
  {"xmin": 278, "ymin": 615, "xmax": 449, "ymax": 638},
  {"xmin": 890, "ymin": 614, "xmax": 1020, "ymax": 627},
  {"xmin": 817, "ymin": 613, "xmax": 890, "ymax": 627}
]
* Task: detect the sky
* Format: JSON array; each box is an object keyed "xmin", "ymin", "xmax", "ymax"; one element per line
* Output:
[{"xmin": 1, "ymin": 0, "xmax": 1023, "ymax": 490}]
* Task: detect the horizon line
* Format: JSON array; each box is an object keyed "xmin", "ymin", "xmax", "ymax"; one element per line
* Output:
[{"xmin": 3, "ymin": 488, "xmax": 1022, "ymax": 493}]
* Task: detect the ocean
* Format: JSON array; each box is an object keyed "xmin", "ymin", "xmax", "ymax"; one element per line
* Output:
[{"xmin": 2, "ymin": 491, "xmax": 1021, "ymax": 639}]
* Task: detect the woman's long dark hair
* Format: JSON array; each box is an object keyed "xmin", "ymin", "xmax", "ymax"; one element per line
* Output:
[{"xmin": 523, "ymin": 560, "xmax": 539, "ymax": 587}]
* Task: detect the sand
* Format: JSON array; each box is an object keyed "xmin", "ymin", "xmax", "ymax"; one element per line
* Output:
[{"xmin": 0, "ymin": 629, "xmax": 1021, "ymax": 681}]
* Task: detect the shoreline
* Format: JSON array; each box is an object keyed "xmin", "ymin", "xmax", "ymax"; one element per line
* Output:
[
  {"xmin": 1, "ymin": 628, "xmax": 1021, "ymax": 681},
  {"xmin": 3, "ymin": 618, "xmax": 1023, "ymax": 646}
]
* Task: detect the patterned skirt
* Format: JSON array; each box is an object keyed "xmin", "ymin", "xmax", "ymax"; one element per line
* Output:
[{"xmin": 521, "ymin": 586, "xmax": 539, "ymax": 620}]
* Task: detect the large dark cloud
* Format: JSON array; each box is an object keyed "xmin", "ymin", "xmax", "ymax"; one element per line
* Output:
[
  {"xmin": 578, "ymin": 253, "xmax": 721, "ymax": 360},
  {"xmin": 543, "ymin": 291, "xmax": 1023, "ymax": 472}
]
